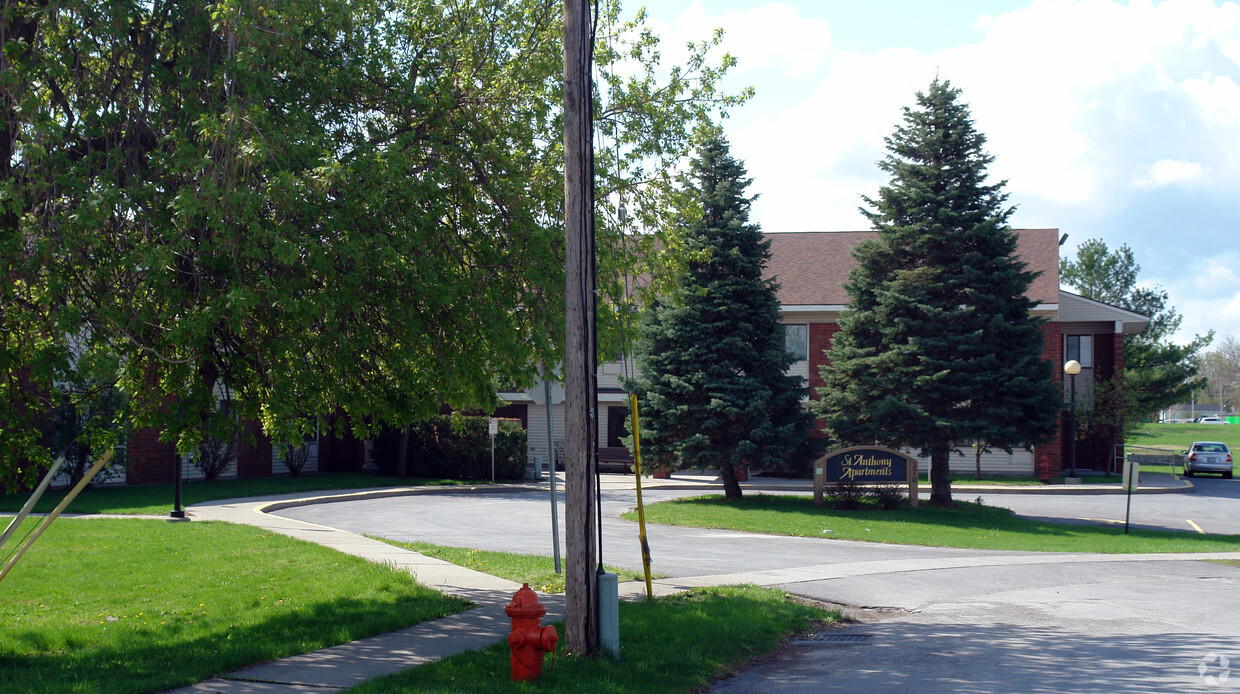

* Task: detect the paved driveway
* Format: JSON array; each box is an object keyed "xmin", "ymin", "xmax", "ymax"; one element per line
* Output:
[
  {"xmin": 975, "ymin": 475, "xmax": 1240, "ymax": 535},
  {"xmin": 274, "ymin": 480, "xmax": 1240, "ymax": 693}
]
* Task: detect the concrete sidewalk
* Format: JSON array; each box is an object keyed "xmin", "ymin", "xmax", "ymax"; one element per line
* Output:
[
  {"xmin": 164, "ymin": 469, "xmax": 1197, "ymax": 693},
  {"xmin": 167, "ymin": 491, "xmax": 676, "ymax": 694}
]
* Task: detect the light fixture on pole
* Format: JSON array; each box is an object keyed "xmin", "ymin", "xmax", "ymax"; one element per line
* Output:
[{"xmin": 1064, "ymin": 359, "xmax": 1082, "ymax": 479}]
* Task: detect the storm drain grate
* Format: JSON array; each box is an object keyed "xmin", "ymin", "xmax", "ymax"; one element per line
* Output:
[{"xmin": 793, "ymin": 633, "xmax": 874, "ymax": 645}]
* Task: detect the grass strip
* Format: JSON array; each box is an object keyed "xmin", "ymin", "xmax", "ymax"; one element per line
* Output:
[
  {"xmin": 372, "ymin": 539, "xmax": 661, "ymax": 594},
  {"xmin": 0, "ymin": 472, "xmax": 466, "ymax": 516},
  {"xmin": 623, "ymin": 494, "xmax": 1240, "ymax": 553},
  {"xmin": 0, "ymin": 517, "xmax": 467, "ymax": 694},
  {"xmin": 349, "ymin": 585, "xmax": 839, "ymax": 694},
  {"xmin": 1207, "ymin": 559, "xmax": 1240, "ymax": 568}
]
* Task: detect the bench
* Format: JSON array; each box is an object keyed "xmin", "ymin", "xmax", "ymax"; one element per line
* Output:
[{"xmin": 596, "ymin": 446, "xmax": 634, "ymax": 474}]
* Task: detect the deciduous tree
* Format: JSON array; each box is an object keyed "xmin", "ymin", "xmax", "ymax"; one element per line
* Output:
[{"xmin": 0, "ymin": 0, "xmax": 744, "ymax": 486}]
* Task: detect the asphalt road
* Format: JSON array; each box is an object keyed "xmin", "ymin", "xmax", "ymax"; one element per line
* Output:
[
  {"xmin": 974, "ymin": 475, "xmax": 1240, "ymax": 535},
  {"xmin": 274, "ymin": 480, "xmax": 1240, "ymax": 693}
]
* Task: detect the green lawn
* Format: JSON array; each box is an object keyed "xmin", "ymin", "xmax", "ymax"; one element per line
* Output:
[
  {"xmin": 374, "ymin": 540, "xmax": 661, "ymax": 594},
  {"xmin": 0, "ymin": 517, "xmax": 467, "ymax": 694},
  {"xmin": 1127, "ymin": 423, "xmax": 1240, "ymax": 476},
  {"xmin": 0, "ymin": 472, "xmax": 465, "ymax": 516},
  {"xmin": 1127, "ymin": 422, "xmax": 1240, "ymax": 451},
  {"xmin": 623, "ymin": 494, "xmax": 1240, "ymax": 553},
  {"xmin": 350, "ymin": 585, "xmax": 839, "ymax": 694}
]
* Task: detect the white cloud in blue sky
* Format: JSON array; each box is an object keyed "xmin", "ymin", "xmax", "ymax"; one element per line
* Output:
[{"xmin": 625, "ymin": 0, "xmax": 1240, "ymax": 345}]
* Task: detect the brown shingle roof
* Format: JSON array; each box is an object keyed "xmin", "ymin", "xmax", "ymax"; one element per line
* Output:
[{"xmin": 764, "ymin": 229, "xmax": 1061, "ymax": 306}]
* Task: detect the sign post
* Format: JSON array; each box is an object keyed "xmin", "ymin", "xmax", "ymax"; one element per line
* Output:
[
  {"xmin": 813, "ymin": 446, "xmax": 919, "ymax": 508},
  {"xmin": 1123, "ymin": 459, "xmax": 1139, "ymax": 534},
  {"xmin": 489, "ymin": 417, "xmax": 498, "ymax": 483}
]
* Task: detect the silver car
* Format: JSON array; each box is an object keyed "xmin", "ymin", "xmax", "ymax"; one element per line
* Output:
[{"xmin": 1183, "ymin": 441, "xmax": 1234, "ymax": 479}]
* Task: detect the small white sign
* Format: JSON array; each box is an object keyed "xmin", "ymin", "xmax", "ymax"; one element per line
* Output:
[{"xmin": 488, "ymin": 417, "xmax": 498, "ymax": 436}]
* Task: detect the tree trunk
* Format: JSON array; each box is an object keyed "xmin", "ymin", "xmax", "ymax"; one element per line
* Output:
[
  {"xmin": 929, "ymin": 444, "xmax": 953, "ymax": 506},
  {"xmin": 975, "ymin": 441, "xmax": 983, "ymax": 481},
  {"xmin": 720, "ymin": 461, "xmax": 743, "ymax": 499}
]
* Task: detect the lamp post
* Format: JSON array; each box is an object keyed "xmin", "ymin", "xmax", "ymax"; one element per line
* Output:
[{"xmin": 1064, "ymin": 359, "xmax": 1081, "ymax": 479}]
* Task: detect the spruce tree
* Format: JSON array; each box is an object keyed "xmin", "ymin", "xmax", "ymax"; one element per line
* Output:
[
  {"xmin": 814, "ymin": 78, "xmax": 1060, "ymax": 505},
  {"xmin": 628, "ymin": 137, "xmax": 810, "ymax": 499}
]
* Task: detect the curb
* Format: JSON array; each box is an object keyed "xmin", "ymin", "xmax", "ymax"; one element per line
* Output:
[{"xmin": 236, "ymin": 476, "xmax": 1195, "ymax": 514}]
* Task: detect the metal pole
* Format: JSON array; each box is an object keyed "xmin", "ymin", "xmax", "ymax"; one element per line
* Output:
[
  {"xmin": 1124, "ymin": 465, "xmax": 1134, "ymax": 535},
  {"xmin": 546, "ymin": 378, "xmax": 561, "ymax": 574},
  {"xmin": 171, "ymin": 450, "xmax": 186, "ymax": 519},
  {"xmin": 1069, "ymin": 373, "xmax": 1078, "ymax": 478}
]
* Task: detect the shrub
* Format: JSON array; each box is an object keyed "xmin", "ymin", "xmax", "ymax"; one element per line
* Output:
[
  {"xmin": 371, "ymin": 415, "xmax": 526, "ymax": 480},
  {"xmin": 828, "ymin": 479, "xmax": 866, "ymax": 510},
  {"xmin": 279, "ymin": 442, "xmax": 312, "ymax": 477},
  {"xmin": 868, "ymin": 483, "xmax": 905, "ymax": 510}
]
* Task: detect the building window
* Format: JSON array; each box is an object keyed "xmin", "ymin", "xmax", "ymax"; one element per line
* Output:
[
  {"xmin": 784, "ymin": 324, "xmax": 808, "ymax": 362},
  {"xmin": 1066, "ymin": 335, "xmax": 1093, "ymax": 368}
]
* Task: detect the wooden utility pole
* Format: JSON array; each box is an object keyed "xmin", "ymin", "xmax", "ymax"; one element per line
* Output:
[{"xmin": 562, "ymin": 0, "xmax": 598, "ymax": 655}]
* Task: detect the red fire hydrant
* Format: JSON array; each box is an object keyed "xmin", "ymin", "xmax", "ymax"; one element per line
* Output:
[{"xmin": 506, "ymin": 583, "xmax": 558, "ymax": 681}]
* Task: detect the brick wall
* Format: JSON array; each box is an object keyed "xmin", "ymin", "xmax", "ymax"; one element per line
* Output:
[
  {"xmin": 807, "ymin": 323, "xmax": 838, "ymax": 438},
  {"xmin": 236, "ymin": 419, "xmax": 273, "ymax": 478},
  {"xmin": 127, "ymin": 426, "xmax": 176, "ymax": 485},
  {"xmin": 1039, "ymin": 322, "xmax": 1064, "ymax": 480},
  {"xmin": 318, "ymin": 412, "xmax": 365, "ymax": 472}
]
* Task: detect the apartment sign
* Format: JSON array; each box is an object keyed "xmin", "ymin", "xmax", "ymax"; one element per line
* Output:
[{"xmin": 813, "ymin": 446, "xmax": 919, "ymax": 508}]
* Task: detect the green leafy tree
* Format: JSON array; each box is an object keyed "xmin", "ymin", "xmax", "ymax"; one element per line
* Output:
[
  {"xmin": 1, "ymin": 0, "xmax": 745, "ymax": 485},
  {"xmin": 815, "ymin": 78, "xmax": 1060, "ymax": 506},
  {"xmin": 1060, "ymin": 238, "xmax": 1211, "ymax": 424},
  {"xmin": 627, "ymin": 136, "xmax": 811, "ymax": 500},
  {"xmin": 1196, "ymin": 335, "xmax": 1240, "ymax": 414}
]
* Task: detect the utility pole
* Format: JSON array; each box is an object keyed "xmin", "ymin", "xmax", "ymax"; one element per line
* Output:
[{"xmin": 562, "ymin": 0, "xmax": 598, "ymax": 655}]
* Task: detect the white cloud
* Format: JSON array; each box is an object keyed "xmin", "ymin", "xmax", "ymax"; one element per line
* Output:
[
  {"xmin": 646, "ymin": 2, "xmax": 834, "ymax": 77},
  {"xmin": 666, "ymin": 0, "xmax": 1240, "ymax": 222},
  {"xmin": 1131, "ymin": 158, "xmax": 1205, "ymax": 189},
  {"xmin": 1161, "ymin": 252, "xmax": 1240, "ymax": 343}
]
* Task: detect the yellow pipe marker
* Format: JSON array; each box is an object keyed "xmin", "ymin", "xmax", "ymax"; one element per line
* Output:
[
  {"xmin": 0, "ymin": 449, "xmax": 114, "ymax": 585},
  {"xmin": 630, "ymin": 394, "xmax": 654, "ymax": 599}
]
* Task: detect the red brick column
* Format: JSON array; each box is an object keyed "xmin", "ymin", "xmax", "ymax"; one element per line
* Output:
[
  {"xmin": 1112, "ymin": 326, "xmax": 1126, "ymax": 474},
  {"xmin": 807, "ymin": 323, "xmax": 839, "ymax": 438},
  {"xmin": 318, "ymin": 412, "xmax": 365, "ymax": 472},
  {"xmin": 126, "ymin": 426, "xmax": 177, "ymax": 485},
  {"xmin": 1039, "ymin": 322, "xmax": 1065, "ymax": 480},
  {"xmin": 236, "ymin": 419, "xmax": 273, "ymax": 478}
]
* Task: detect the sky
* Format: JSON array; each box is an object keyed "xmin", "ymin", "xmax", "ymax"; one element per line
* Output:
[{"xmin": 623, "ymin": 0, "xmax": 1240, "ymax": 346}]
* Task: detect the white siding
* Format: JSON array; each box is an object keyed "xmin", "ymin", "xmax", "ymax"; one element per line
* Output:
[
  {"xmin": 906, "ymin": 446, "xmax": 1036, "ymax": 476},
  {"xmin": 524, "ymin": 401, "xmax": 567, "ymax": 469}
]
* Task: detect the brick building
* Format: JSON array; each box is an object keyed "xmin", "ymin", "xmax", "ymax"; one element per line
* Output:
[{"xmin": 501, "ymin": 229, "xmax": 1149, "ymax": 479}]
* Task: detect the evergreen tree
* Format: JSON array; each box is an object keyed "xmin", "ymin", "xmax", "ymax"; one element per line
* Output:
[
  {"xmin": 628, "ymin": 137, "xmax": 810, "ymax": 499},
  {"xmin": 815, "ymin": 78, "xmax": 1060, "ymax": 505}
]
